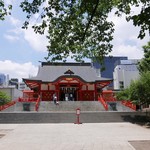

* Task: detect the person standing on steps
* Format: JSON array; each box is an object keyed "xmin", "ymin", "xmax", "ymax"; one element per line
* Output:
[
  {"xmin": 53, "ymin": 93, "xmax": 57, "ymax": 105},
  {"xmin": 56, "ymin": 99, "xmax": 59, "ymax": 105},
  {"xmin": 69, "ymin": 93, "xmax": 73, "ymax": 101}
]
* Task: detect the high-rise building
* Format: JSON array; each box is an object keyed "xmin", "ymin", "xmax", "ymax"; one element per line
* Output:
[
  {"xmin": 9, "ymin": 78, "xmax": 19, "ymax": 89},
  {"xmin": 0, "ymin": 73, "xmax": 6, "ymax": 86}
]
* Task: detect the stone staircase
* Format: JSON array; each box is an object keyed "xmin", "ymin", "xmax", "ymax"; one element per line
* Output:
[
  {"xmin": 0, "ymin": 101, "xmax": 146, "ymax": 124},
  {"xmin": 2, "ymin": 101, "xmax": 134, "ymax": 112},
  {"xmin": 38, "ymin": 101, "xmax": 106, "ymax": 112},
  {"xmin": 116, "ymin": 101, "xmax": 134, "ymax": 112},
  {"xmin": 2, "ymin": 102, "xmax": 36, "ymax": 112},
  {"xmin": 107, "ymin": 101, "xmax": 134, "ymax": 112},
  {"xmin": 0, "ymin": 111, "xmax": 147, "ymax": 123}
]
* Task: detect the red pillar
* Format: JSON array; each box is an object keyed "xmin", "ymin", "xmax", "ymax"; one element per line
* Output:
[{"xmin": 94, "ymin": 83, "xmax": 97, "ymax": 101}]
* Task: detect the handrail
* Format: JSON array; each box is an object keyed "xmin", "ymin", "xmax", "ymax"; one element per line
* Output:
[
  {"xmin": 101, "ymin": 91, "xmax": 116, "ymax": 102},
  {"xmin": 121, "ymin": 100, "xmax": 136, "ymax": 111},
  {"xmin": 103, "ymin": 97, "xmax": 116, "ymax": 102},
  {"xmin": 35, "ymin": 96, "xmax": 41, "ymax": 111},
  {"xmin": 0, "ymin": 101, "xmax": 16, "ymax": 111},
  {"xmin": 17, "ymin": 97, "xmax": 41, "ymax": 111},
  {"xmin": 18, "ymin": 97, "xmax": 38, "ymax": 102},
  {"xmin": 98, "ymin": 95, "xmax": 108, "ymax": 110}
]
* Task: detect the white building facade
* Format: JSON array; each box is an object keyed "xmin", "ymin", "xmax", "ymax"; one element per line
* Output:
[{"xmin": 113, "ymin": 59, "xmax": 140, "ymax": 90}]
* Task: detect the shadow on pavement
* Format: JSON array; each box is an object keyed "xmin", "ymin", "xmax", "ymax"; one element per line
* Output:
[{"xmin": 121, "ymin": 115, "xmax": 150, "ymax": 127}]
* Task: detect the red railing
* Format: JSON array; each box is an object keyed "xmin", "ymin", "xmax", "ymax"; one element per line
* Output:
[
  {"xmin": 121, "ymin": 100, "xmax": 136, "ymax": 111},
  {"xmin": 0, "ymin": 101, "xmax": 16, "ymax": 111},
  {"xmin": 18, "ymin": 97, "xmax": 38, "ymax": 102},
  {"xmin": 103, "ymin": 96, "xmax": 116, "ymax": 102},
  {"xmin": 17, "ymin": 96, "xmax": 41, "ymax": 112},
  {"xmin": 102, "ymin": 90, "xmax": 116, "ymax": 102},
  {"xmin": 98, "ymin": 95, "xmax": 108, "ymax": 110},
  {"xmin": 35, "ymin": 96, "xmax": 41, "ymax": 111}
]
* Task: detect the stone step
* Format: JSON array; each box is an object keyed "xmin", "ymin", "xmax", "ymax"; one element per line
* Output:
[
  {"xmin": 38, "ymin": 101, "xmax": 105, "ymax": 111},
  {"xmin": 1, "ymin": 101, "xmax": 134, "ymax": 113},
  {"xmin": 0, "ymin": 111, "xmax": 147, "ymax": 124},
  {"xmin": 107, "ymin": 101, "xmax": 134, "ymax": 112},
  {"xmin": 2, "ymin": 102, "xmax": 36, "ymax": 112}
]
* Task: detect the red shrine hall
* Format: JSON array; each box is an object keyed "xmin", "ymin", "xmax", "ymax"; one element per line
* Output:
[{"xmin": 23, "ymin": 62, "xmax": 112, "ymax": 101}]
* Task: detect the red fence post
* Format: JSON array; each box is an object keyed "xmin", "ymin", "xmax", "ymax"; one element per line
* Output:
[
  {"xmin": 98, "ymin": 96, "xmax": 108, "ymax": 110},
  {"xmin": 35, "ymin": 96, "xmax": 41, "ymax": 111}
]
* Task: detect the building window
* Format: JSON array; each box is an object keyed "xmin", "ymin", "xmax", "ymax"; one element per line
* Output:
[{"xmin": 119, "ymin": 81, "xmax": 124, "ymax": 89}]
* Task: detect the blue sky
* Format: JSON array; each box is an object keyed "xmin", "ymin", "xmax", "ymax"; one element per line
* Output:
[
  {"xmin": 0, "ymin": 0, "xmax": 149, "ymax": 81},
  {"xmin": 0, "ymin": 0, "xmax": 48, "ymax": 64}
]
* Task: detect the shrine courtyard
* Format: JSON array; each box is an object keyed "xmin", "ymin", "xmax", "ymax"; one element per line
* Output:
[{"xmin": 0, "ymin": 122, "xmax": 150, "ymax": 150}]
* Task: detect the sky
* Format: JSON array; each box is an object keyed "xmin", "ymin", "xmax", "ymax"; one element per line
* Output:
[{"xmin": 0, "ymin": 0, "xmax": 149, "ymax": 82}]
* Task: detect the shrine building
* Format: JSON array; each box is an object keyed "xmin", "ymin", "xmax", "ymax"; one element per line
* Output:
[{"xmin": 23, "ymin": 62, "xmax": 112, "ymax": 101}]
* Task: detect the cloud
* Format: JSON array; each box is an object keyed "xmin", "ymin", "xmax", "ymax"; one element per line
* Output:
[
  {"xmin": 4, "ymin": 34, "xmax": 19, "ymax": 42},
  {"xmin": 110, "ymin": 44, "xmax": 144, "ymax": 59},
  {"xmin": 4, "ymin": 16, "xmax": 23, "ymax": 42},
  {"xmin": 0, "ymin": 60, "xmax": 38, "ymax": 82},
  {"xmin": 18, "ymin": 4, "xmax": 49, "ymax": 53},
  {"xmin": 4, "ymin": 0, "xmax": 15, "ymax": 6},
  {"xmin": 23, "ymin": 26, "xmax": 48, "ymax": 52},
  {"xmin": 108, "ymin": 8, "xmax": 150, "ymax": 59},
  {"xmin": 9, "ymin": 16, "xmax": 21, "ymax": 27},
  {"xmin": 5, "ymin": 15, "xmax": 48, "ymax": 52}
]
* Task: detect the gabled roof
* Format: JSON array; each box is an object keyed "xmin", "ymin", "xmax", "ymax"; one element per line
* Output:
[{"xmin": 23, "ymin": 62, "xmax": 112, "ymax": 83}]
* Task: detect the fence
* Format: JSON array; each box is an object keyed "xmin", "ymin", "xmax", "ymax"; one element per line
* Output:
[
  {"xmin": 121, "ymin": 100, "xmax": 136, "ymax": 111},
  {"xmin": 98, "ymin": 95, "xmax": 108, "ymax": 110},
  {"xmin": 0, "ymin": 101, "xmax": 16, "ymax": 111}
]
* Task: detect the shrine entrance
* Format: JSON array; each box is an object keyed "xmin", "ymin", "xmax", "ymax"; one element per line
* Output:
[
  {"xmin": 59, "ymin": 84, "xmax": 78, "ymax": 101},
  {"xmin": 23, "ymin": 62, "xmax": 113, "ymax": 103}
]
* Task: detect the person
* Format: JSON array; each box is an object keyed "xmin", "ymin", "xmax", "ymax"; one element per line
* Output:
[
  {"xmin": 53, "ymin": 93, "xmax": 57, "ymax": 105},
  {"xmin": 56, "ymin": 100, "xmax": 59, "ymax": 105},
  {"xmin": 69, "ymin": 93, "xmax": 73, "ymax": 101}
]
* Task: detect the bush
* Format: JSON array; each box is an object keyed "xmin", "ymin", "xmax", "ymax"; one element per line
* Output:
[
  {"xmin": 115, "ymin": 88, "xmax": 130, "ymax": 101},
  {"xmin": 0, "ymin": 91, "xmax": 11, "ymax": 106},
  {"xmin": 115, "ymin": 72, "xmax": 150, "ymax": 105}
]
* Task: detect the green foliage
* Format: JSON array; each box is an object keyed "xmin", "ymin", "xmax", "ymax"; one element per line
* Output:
[
  {"xmin": 128, "ymin": 80, "xmax": 139, "ymax": 103},
  {"xmin": 0, "ymin": 0, "xmax": 12, "ymax": 20},
  {"xmin": 20, "ymin": 0, "xmax": 114, "ymax": 62},
  {"xmin": 129, "ymin": 41, "xmax": 150, "ymax": 105},
  {"xmin": 116, "ymin": 88, "xmax": 130, "ymax": 101},
  {"xmin": 137, "ymin": 71, "xmax": 150, "ymax": 105},
  {"xmin": 138, "ymin": 41, "xmax": 150, "ymax": 73},
  {"xmin": 20, "ymin": 0, "xmax": 150, "ymax": 62},
  {"xmin": 0, "ymin": 91, "xmax": 11, "ymax": 106},
  {"xmin": 1, "ymin": 0, "xmax": 150, "ymax": 62},
  {"xmin": 114, "ymin": 0, "xmax": 150, "ymax": 39},
  {"xmin": 116, "ymin": 72, "xmax": 150, "ymax": 105}
]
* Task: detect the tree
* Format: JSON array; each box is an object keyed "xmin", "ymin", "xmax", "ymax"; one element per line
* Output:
[
  {"xmin": 138, "ymin": 41, "xmax": 150, "ymax": 73},
  {"xmin": 130, "ymin": 72, "xmax": 150, "ymax": 105},
  {"xmin": 119, "ymin": 0, "xmax": 150, "ymax": 39},
  {"xmin": 116, "ymin": 41, "xmax": 150, "ymax": 106},
  {"xmin": 1, "ymin": 0, "xmax": 150, "ymax": 62},
  {"xmin": 116, "ymin": 88, "xmax": 130, "ymax": 101},
  {"xmin": 0, "ymin": 91, "xmax": 11, "ymax": 106},
  {"xmin": 20, "ymin": 0, "xmax": 150, "ymax": 62},
  {"xmin": 0, "ymin": 0, "xmax": 12, "ymax": 20},
  {"xmin": 20, "ymin": 0, "xmax": 115, "ymax": 62},
  {"xmin": 116, "ymin": 72, "xmax": 150, "ymax": 106}
]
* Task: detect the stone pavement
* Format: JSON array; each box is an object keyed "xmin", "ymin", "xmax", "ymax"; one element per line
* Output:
[{"xmin": 0, "ymin": 123, "xmax": 150, "ymax": 150}]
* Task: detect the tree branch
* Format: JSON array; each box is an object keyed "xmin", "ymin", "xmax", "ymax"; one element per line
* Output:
[{"xmin": 82, "ymin": 0, "xmax": 100, "ymax": 42}]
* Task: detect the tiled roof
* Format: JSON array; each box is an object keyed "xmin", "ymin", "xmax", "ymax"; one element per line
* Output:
[{"xmin": 28, "ymin": 62, "xmax": 112, "ymax": 83}]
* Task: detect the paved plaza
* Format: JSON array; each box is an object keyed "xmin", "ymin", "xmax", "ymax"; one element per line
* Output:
[{"xmin": 0, "ymin": 123, "xmax": 150, "ymax": 150}]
